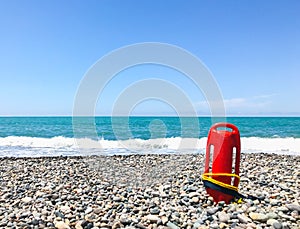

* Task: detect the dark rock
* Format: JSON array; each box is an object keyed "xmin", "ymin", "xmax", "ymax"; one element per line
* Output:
[
  {"xmin": 55, "ymin": 211, "xmax": 65, "ymax": 219},
  {"xmin": 30, "ymin": 219, "xmax": 40, "ymax": 225},
  {"xmin": 150, "ymin": 208, "xmax": 160, "ymax": 214},
  {"xmin": 86, "ymin": 222, "xmax": 94, "ymax": 229}
]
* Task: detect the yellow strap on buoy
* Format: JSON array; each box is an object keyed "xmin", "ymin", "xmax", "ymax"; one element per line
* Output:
[
  {"xmin": 237, "ymin": 198, "xmax": 243, "ymax": 204},
  {"xmin": 202, "ymin": 173, "xmax": 240, "ymax": 192}
]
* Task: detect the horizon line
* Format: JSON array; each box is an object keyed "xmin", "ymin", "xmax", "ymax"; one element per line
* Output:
[{"xmin": 1, "ymin": 114, "xmax": 300, "ymax": 118}]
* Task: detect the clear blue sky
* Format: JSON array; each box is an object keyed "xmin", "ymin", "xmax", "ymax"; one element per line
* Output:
[{"xmin": 0, "ymin": 0, "xmax": 299, "ymax": 116}]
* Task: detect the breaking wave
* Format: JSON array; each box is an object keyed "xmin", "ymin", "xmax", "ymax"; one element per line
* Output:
[{"xmin": 0, "ymin": 136, "xmax": 299, "ymax": 157}]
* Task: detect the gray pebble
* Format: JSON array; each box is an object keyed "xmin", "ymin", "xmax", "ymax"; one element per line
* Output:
[
  {"xmin": 150, "ymin": 208, "xmax": 160, "ymax": 214},
  {"xmin": 207, "ymin": 207, "xmax": 219, "ymax": 215},
  {"xmin": 237, "ymin": 214, "xmax": 252, "ymax": 223},
  {"xmin": 286, "ymin": 204, "xmax": 300, "ymax": 212},
  {"xmin": 166, "ymin": 221, "xmax": 179, "ymax": 229},
  {"xmin": 273, "ymin": 221, "xmax": 283, "ymax": 229}
]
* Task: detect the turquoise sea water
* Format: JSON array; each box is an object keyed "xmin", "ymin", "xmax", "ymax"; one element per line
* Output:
[{"xmin": 0, "ymin": 117, "xmax": 299, "ymax": 157}]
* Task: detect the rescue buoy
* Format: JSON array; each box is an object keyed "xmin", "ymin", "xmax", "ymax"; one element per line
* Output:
[{"xmin": 202, "ymin": 123, "xmax": 241, "ymax": 203}]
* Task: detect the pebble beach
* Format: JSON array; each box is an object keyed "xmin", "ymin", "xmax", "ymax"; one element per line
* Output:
[{"xmin": 0, "ymin": 153, "xmax": 299, "ymax": 229}]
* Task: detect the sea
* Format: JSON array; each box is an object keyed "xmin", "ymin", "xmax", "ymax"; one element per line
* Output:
[{"xmin": 0, "ymin": 116, "xmax": 299, "ymax": 157}]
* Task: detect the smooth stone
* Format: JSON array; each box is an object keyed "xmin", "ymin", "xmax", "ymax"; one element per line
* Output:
[
  {"xmin": 267, "ymin": 218, "xmax": 280, "ymax": 225},
  {"xmin": 247, "ymin": 206, "xmax": 257, "ymax": 212},
  {"xmin": 186, "ymin": 186, "xmax": 198, "ymax": 192},
  {"xmin": 249, "ymin": 212, "xmax": 268, "ymax": 222},
  {"xmin": 286, "ymin": 204, "xmax": 300, "ymax": 212},
  {"xmin": 146, "ymin": 214, "xmax": 160, "ymax": 223},
  {"xmin": 85, "ymin": 207, "xmax": 93, "ymax": 214},
  {"xmin": 217, "ymin": 211, "xmax": 230, "ymax": 223},
  {"xmin": 60, "ymin": 206, "xmax": 71, "ymax": 214},
  {"xmin": 47, "ymin": 222, "xmax": 55, "ymax": 227},
  {"xmin": 21, "ymin": 211, "xmax": 31, "ymax": 218},
  {"xmin": 188, "ymin": 192, "xmax": 200, "ymax": 198},
  {"xmin": 113, "ymin": 196, "xmax": 122, "ymax": 202},
  {"xmin": 86, "ymin": 222, "xmax": 93, "ymax": 229},
  {"xmin": 281, "ymin": 213, "xmax": 296, "ymax": 221},
  {"xmin": 150, "ymin": 208, "xmax": 160, "ymax": 214},
  {"xmin": 166, "ymin": 221, "xmax": 179, "ymax": 229},
  {"xmin": 282, "ymin": 222, "xmax": 290, "ymax": 229},
  {"xmin": 22, "ymin": 197, "xmax": 32, "ymax": 203},
  {"xmin": 273, "ymin": 221, "xmax": 283, "ymax": 229},
  {"xmin": 266, "ymin": 212, "xmax": 278, "ymax": 219},
  {"xmin": 119, "ymin": 214, "xmax": 132, "ymax": 226},
  {"xmin": 277, "ymin": 206, "xmax": 289, "ymax": 212},
  {"xmin": 237, "ymin": 214, "xmax": 252, "ymax": 223},
  {"xmin": 246, "ymin": 223, "xmax": 257, "ymax": 228},
  {"xmin": 219, "ymin": 222, "xmax": 227, "ymax": 229},
  {"xmin": 291, "ymin": 210, "xmax": 299, "ymax": 218},
  {"xmin": 253, "ymin": 200, "xmax": 260, "ymax": 205},
  {"xmin": 191, "ymin": 197, "xmax": 199, "ymax": 204},
  {"xmin": 210, "ymin": 223, "xmax": 219, "ymax": 229},
  {"xmin": 207, "ymin": 207, "xmax": 219, "ymax": 215},
  {"xmin": 32, "ymin": 211, "xmax": 41, "ymax": 219},
  {"xmin": 30, "ymin": 219, "xmax": 39, "ymax": 225},
  {"xmin": 93, "ymin": 208, "xmax": 102, "ymax": 214},
  {"xmin": 227, "ymin": 204, "xmax": 237, "ymax": 212},
  {"xmin": 55, "ymin": 211, "xmax": 65, "ymax": 219},
  {"xmin": 270, "ymin": 199, "xmax": 279, "ymax": 206},
  {"xmin": 55, "ymin": 221, "xmax": 70, "ymax": 229}
]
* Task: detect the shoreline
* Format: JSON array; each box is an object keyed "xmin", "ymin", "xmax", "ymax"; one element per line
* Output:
[
  {"xmin": 1, "ymin": 150, "xmax": 300, "ymax": 159},
  {"xmin": 1, "ymin": 153, "xmax": 299, "ymax": 228}
]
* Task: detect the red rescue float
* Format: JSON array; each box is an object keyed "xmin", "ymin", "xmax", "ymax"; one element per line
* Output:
[{"xmin": 202, "ymin": 123, "xmax": 241, "ymax": 203}]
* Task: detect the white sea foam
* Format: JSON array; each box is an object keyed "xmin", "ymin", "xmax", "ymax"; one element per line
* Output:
[
  {"xmin": 0, "ymin": 136, "xmax": 299, "ymax": 157},
  {"xmin": 241, "ymin": 137, "xmax": 300, "ymax": 155},
  {"xmin": 0, "ymin": 136, "xmax": 76, "ymax": 148}
]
